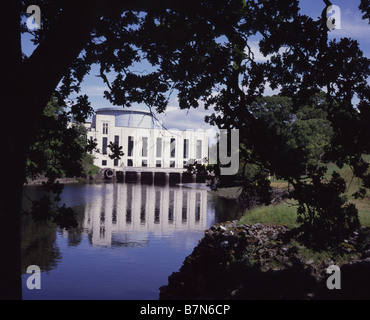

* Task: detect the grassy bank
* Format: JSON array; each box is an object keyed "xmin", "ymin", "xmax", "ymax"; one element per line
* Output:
[
  {"xmin": 215, "ymin": 190, "xmax": 370, "ymax": 227},
  {"xmin": 216, "ymin": 159, "xmax": 370, "ymax": 227},
  {"xmin": 239, "ymin": 200, "xmax": 370, "ymax": 228},
  {"xmin": 239, "ymin": 202, "xmax": 299, "ymax": 228}
]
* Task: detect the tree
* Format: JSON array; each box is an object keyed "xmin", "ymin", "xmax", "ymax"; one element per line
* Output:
[
  {"xmin": 2, "ymin": 0, "xmax": 370, "ymax": 299},
  {"xmin": 23, "ymin": 97, "xmax": 96, "ymax": 231},
  {"xmin": 236, "ymin": 94, "xmax": 359, "ymax": 246},
  {"xmin": 81, "ymin": 153, "xmax": 100, "ymax": 178},
  {"xmin": 4, "ymin": 0, "xmax": 270, "ymax": 299},
  {"xmin": 245, "ymin": 94, "xmax": 333, "ymax": 177},
  {"xmin": 26, "ymin": 97, "xmax": 92, "ymax": 183},
  {"xmin": 208, "ymin": 94, "xmax": 334, "ymax": 212},
  {"xmin": 204, "ymin": 4, "xmax": 370, "ymax": 246}
]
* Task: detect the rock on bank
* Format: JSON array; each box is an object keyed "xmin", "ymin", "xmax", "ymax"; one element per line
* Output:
[{"xmin": 159, "ymin": 222, "xmax": 370, "ymax": 300}]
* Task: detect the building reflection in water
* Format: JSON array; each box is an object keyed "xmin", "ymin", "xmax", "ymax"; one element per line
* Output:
[{"xmin": 83, "ymin": 183, "xmax": 208, "ymax": 247}]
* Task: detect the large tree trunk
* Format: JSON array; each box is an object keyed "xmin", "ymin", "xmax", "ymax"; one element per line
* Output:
[
  {"xmin": 1, "ymin": 0, "xmax": 168, "ymax": 299},
  {"xmin": 0, "ymin": 1, "xmax": 24, "ymax": 300},
  {"xmin": 0, "ymin": 134, "xmax": 29, "ymax": 300},
  {"xmin": 0, "ymin": 1, "xmax": 101, "ymax": 299}
]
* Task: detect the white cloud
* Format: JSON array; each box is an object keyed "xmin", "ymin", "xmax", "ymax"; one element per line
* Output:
[
  {"xmin": 153, "ymin": 105, "xmax": 219, "ymax": 146},
  {"xmin": 155, "ymin": 104, "xmax": 214, "ymax": 131},
  {"xmin": 329, "ymin": 7, "xmax": 370, "ymax": 41},
  {"xmin": 263, "ymin": 82, "xmax": 281, "ymax": 96},
  {"xmin": 247, "ymin": 41, "xmax": 270, "ymax": 62}
]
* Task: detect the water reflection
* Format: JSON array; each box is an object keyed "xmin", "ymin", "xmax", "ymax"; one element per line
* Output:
[
  {"xmin": 82, "ymin": 183, "xmax": 207, "ymax": 247},
  {"xmin": 21, "ymin": 183, "xmax": 241, "ymax": 299},
  {"xmin": 21, "ymin": 214, "xmax": 61, "ymax": 273}
]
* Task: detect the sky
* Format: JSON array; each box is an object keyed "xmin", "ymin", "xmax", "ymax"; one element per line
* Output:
[{"xmin": 22, "ymin": 0, "xmax": 370, "ymax": 142}]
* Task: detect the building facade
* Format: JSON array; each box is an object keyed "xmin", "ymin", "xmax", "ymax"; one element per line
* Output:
[{"xmin": 86, "ymin": 108, "xmax": 208, "ymax": 169}]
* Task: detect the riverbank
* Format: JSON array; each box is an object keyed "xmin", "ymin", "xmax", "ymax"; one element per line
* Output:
[
  {"xmin": 25, "ymin": 172, "xmax": 102, "ymax": 186},
  {"xmin": 159, "ymin": 221, "xmax": 370, "ymax": 300},
  {"xmin": 212, "ymin": 177, "xmax": 370, "ymax": 227},
  {"xmin": 212, "ymin": 181, "xmax": 289, "ymax": 201},
  {"xmin": 160, "ymin": 180, "xmax": 370, "ymax": 299},
  {"xmin": 25, "ymin": 176, "xmax": 82, "ymax": 185}
]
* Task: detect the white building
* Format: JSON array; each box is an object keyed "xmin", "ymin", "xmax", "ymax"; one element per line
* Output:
[{"xmin": 86, "ymin": 107, "xmax": 208, "ymax": 169}]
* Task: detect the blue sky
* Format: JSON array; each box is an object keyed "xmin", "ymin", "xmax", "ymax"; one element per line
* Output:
[{"xmin": 22, "ymin": 0, "xmax": 370, "ymax": 137}]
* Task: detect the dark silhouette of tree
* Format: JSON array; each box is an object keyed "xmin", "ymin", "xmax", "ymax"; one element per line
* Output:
[
  {"xmin": 2, "ymin": 0, "xmax": 369, "ymax": 299},
  {"xmin": 360, "ymin": 0, "xmax": 370, "ymax": 22},
  {"xmin": 26, "ymin": 97, "xmax": 93, "ymax": 182},
  {"xmin": 204, "ymin": 2, "xmax": 370, "ymax": 247}
]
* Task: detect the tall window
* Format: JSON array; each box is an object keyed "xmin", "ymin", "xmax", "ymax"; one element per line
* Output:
[
  {"xmin": 89, "ymin": 136, "xmax": 94, "ymax": 154},
  {"xmin": 114, "ymin": 136, "xmax": 119, "ymax": 166},
  {"xmin": 102, "ymin": 137, "xmax": 108, "ymax": 155},
  {"xmin": 142, "ymin": 137, "xmax": 148, "ymax": 157},
  {"xmin": 156, "ymin": 138, "xmax": 162, "ymax": 157},
  {"xmin": 114, "ymin": 135, "xmax": 119, "ymax": 146},
  {"xmin": 183, "ymin": 139, "xmax": 189, "ymax": 158},
  {"xmin": 196, "ymin": 140, "xmax": 202, "ymax": 159},
  {"xmin": 128, "ymin": 136, "xmax": 134, "ymax": 157},
  {"xmin": 170, "ymin": 138, "xmax": 176, "ymax": 158},
  {"xmin": 102, "ymin": 123, "xmax": 108, "ymax": 134}
]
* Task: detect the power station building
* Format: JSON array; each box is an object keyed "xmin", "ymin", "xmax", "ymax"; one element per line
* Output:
[{"xmin": 85, "ymin": 107, "xmax": 208, "ymax": 170}]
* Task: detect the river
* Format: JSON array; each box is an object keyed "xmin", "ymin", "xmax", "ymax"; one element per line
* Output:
[{"xmin": 21, "ymin": 182, "xmax": 242, "ymax": 300}]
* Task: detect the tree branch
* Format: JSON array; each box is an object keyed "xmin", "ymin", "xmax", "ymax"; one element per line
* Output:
[{"xmin": 21, "ymin": 0, "xmax": 102, "ymax": 135}]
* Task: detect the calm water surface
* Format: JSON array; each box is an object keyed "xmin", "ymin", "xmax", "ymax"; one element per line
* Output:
[{"xmin": 21, "ymin": 182, "xmax": 241, "ymax": 300}]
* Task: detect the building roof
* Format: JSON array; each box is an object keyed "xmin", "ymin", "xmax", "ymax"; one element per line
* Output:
[
  {"xmin": 95, "ymin": 107, "xmax": 154, "ymax": 129},
  {"xmin": 96, "ymin": 107, "xmax": 152, "ymax": 115}
]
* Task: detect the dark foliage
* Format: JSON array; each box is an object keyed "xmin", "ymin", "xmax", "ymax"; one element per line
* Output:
[{"xmin": 5, "ymin": 1, "xmax": 368, "ymax": 299}]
